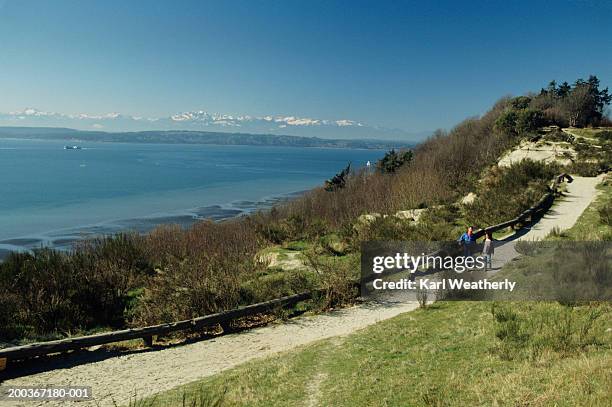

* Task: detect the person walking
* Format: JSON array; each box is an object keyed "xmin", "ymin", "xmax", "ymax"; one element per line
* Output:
[
  {"xmin": 458, "ymin": 226, "xmax": 476, "ymax": 257},
  {"xmin": 482, "ymin": 230, "xmax": 494, "ymax": 270}
]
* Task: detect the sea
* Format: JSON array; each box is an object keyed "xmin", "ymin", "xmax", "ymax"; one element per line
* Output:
[{"xmin": 0, "ymin": 138, "xmax": 384, "ymax": 257}]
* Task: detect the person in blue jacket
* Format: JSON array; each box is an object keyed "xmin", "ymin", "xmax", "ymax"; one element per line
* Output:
[{"xmin": 458, "ymin": 226, "xmax": 477, "ymax": 257}]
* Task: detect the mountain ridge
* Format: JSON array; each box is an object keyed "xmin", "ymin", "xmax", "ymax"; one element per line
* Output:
[{"xmin": 0, "ymin": 108, "xmax": 429, "ymax": 141}]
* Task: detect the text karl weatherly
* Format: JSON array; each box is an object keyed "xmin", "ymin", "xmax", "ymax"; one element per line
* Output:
[{"xmin": 372, "ymin": 278, "xmax": 516, "ymax": 292}]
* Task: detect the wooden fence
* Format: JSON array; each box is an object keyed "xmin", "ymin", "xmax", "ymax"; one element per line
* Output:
[
  {"xmin": 472, "ymin": 172, "xmax": 571, "ymax": 239},
  {"xmin": 0, "ymin": 292, "xmax": 312, "ymax": 365},
  {"xmin": 0, "ymin": 174, "xmax": 572, "ymax": 369}
]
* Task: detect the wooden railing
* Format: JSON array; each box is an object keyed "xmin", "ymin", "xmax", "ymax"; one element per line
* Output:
[
  {"xmin": 472, "ymin": 173, "xmax": 571, "ymax": 239},
  {"xmin": 0, "ymin": 174, "xmax": 573, "ymax": 369},
  {"xmin": 0, "ymin": 292, "xmax": 312, "ymax": 366}
]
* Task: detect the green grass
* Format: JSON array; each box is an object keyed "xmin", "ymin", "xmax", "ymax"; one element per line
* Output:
[{"xmin": 133, "ymin": 302, "xmax": 611, "ymax": 407}]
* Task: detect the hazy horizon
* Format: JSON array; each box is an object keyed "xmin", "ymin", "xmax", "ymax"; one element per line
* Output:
[
  {"xmin": 0, "ymin": 0, "xmax": 609, "ymax": 139},
  {"xmin": 0, "ymin": 107, "xmax": 431, "ymax": 141}
]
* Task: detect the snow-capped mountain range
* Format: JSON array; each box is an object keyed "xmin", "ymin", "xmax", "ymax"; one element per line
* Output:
[{"xmin": 0, "ymin": 108, "xmax": 425, "ymax": 141}]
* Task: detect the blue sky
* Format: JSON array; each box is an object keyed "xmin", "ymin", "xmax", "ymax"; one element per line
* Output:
[{"xmin": 0, "ymin": 0, "xmax": 610, "ymax": 132}]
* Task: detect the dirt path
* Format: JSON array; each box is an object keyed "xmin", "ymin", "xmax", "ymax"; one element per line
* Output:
[
  {"xmin": 518, "ymin": 175, "xmax": 603, "ymax": 241},
  {"xmin": 1, "ymin": 175, "xmax": 603, "ymax": 407},
  {"xmin": 481, "ymin": 175, "xmax": 604, "ymax": 270},
  {"xmin": 2, "ymin": 301, "xmax": 420, "ymax": 407}
]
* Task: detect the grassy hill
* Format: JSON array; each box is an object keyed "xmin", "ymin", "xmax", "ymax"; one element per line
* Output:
[{"xmin": 137, "ymin": 299, "xmax": 610, "ymax": 406}]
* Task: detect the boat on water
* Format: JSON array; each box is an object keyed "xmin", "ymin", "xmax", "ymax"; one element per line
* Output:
[{"xmin": 64, "ymin": 145, "xmax": 82, "ymax": 150}]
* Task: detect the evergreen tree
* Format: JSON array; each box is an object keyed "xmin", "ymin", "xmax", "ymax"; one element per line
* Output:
[
  {"xmin": 324, "ymin": 163, "xmax": 351, "ymax": 191},
  {"xmin": 532, "ymin": 75, "xmax": 611, "ymax": 127},
  {"xmin": 376, "ymin": 149, "xmax": 413, "ymax": 173},
  {"xmin": 557, "ymin": 81, "xmax": 571, "ymax": 98}
]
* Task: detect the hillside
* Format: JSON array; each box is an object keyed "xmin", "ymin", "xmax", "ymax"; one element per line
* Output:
[
  {"xmin": 4, "ymin": 174, "xmax": 608, "ymax": 407},
  {"xmin": 136, "ymin": 177, "xmax": 612, "ymax": 407}
]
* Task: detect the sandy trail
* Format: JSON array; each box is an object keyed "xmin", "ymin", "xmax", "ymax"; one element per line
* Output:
[
  {"xmin": 1, "ymin": 175, "xmax": 603, "ymax": 407},
  {"xmin": 482, "ymin": 175, "xmax": 604, "ymax": 269},
  {"xmin": 518, "ymin": 175, "xmax": 603, "ymax": 241},
  {"xmin": 2, "ymin": 301, "xmax": 420, "ymax": 407}
]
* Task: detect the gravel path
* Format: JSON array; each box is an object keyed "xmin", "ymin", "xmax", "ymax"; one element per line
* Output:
[
  {"xmin": 2, "ymin": 301, "xmax": 420, "ymax": 407},
  {"xmin": 518, "ymin": 175, "xmax": 603, "ymax": 241},
  {"xmin": 1, "ymin": 175, "xmax": 603, "ymax": 407}
]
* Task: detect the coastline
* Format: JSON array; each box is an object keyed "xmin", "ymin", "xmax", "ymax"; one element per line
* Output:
[{"xmin": 0, "ymin": 190, "xmax": 306, "ymax": 260}]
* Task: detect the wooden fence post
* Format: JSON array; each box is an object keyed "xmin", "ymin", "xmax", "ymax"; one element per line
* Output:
[
  {"xmin": 143, "ymin": 335, "xmax": 153, "ymax": 347},
  {"xmin": 220, "ymin": 321, "xmax": 232, "ymax": 334}
]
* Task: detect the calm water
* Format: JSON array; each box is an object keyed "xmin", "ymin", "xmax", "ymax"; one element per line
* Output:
[{"xmin": 0, "ymin": 138, "xmax": 383, "ymax": 254}]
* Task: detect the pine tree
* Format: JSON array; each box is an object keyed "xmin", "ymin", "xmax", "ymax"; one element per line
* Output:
[{"xmin": 324, "ymin": 163, "xmax": 351, "ymax": 191}]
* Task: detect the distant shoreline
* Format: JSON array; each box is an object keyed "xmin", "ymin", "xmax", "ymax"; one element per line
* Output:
[
  {"xmin": 0, "ymin": 126, "xmax": 414, "ymax": 150},
  {"xmin": 0, "ymin": 136, "xmax": 385, "ymax": 152}
]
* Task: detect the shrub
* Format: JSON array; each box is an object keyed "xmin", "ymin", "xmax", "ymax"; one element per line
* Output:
[
  {"xmin": 240, "ymin": 269, "xmax": 315, "ymax": 305},
  {"xmin": 463, "ymin": 160, "xmax": 559, "ymax": 226},
  {"xmin": 304, "ymin": 251, "xmax": 359, "ymax": 309},
  {"xmin": 130, "ymin": 256, "xmax": 252, "ymax": 326},
  {"xmin": 490, "ymin": 302, "xmax": 608, "ymax": 361},
  {"xmin": 595, "ymin": 130, "xmax": 612, "ymax": 142},
  {"xmin": 510, "ymin": 95, "xmax": 532, "ymax": 109},
  {"xmin": 413, "ymin": 205, "xmax": 461, "ymax": 241},
  {"xmin": 0, "ymin": 220, "xmax": 265, "ymax": 340},
  {"xmin": 131, "ymin": 220, "xmax": 265, "ymax": 326},
  {"xmin": 516, "ymin": 108, "xmax": 545, "ymax": 135},
  {"xmin": 353, "ymin": 215, "xmax": 417, "ymax": 243},
  {"xmin": 544, "ymin": 129, "xmax": 575, "ymax": 143},
  {"xmin": 566, "ymin": 160, "xmax": 604, "ymax": 177},
  {"xmin": 376, "ymin": 149, "xmax": 413, "ymax": 173},
  {"xmin": 0, "ymin": 234, "xmax": 152, "ymax": 341},
  {"xmin": 416, "ymin": 288, "xmax": 429, "ymax": 309},
  {"xmin": 598, "ymin": 202, "xmax": 612, "ymax": 226},
  {"xmin": 0, "ymin": 290, "xmax": 26, "ymax": 340},
  {"xmin": 495, "ymin": 110, "xmax": 519, "ymax": 136}
]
